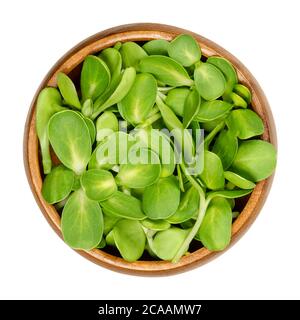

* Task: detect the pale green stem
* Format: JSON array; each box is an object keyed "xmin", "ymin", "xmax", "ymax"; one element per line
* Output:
[
  {"xmin": 40, "ymin": 140, "xmax": 52, "ymax": 174},
  {"xmin": 158, "ymin": 86, "xmax": 174, "ymax": 93},
  {"xmin": 137, "ymin": 112, "xmax": 162, "ymax": 129},
  {"xmin": 157, "ymin": 91, "xmax": 167, "ymax": 101},
  {"xmin": 203, "ymin": 121, "xmax": 225, "ymax": 149},
  {"xmin": 148, "ymin": 105, "xmax": 159, "ymax": 117},
  {"xmin": 172, "ymin": 165, "xmax": 209, "ymax": 263}
]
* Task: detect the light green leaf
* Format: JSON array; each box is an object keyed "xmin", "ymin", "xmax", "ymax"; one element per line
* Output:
[
  {"xmin": 194, "ymin": 62, "xmax": 226, "ymax": 100},
  {"xmin": 42, "ymin": 165, "xmax": 74, "ymax": 204},
  {"xmin": 48, "ymin": 110, "xmax": 91, "ymax": 175},
  {"xmin": 81, "ymin": 99, "xmax": 94, "ymax": 117},
  {"xmin": 92, "ymin": 67, "xmax": 136, "ymax": 119},
  {"xmin": 141, "ymin": 219, "xmax": 171, "ymax": 231},
  {"xmin": 212, "ymin": 129, "xmax": 238, "ymax": 170},
  {"xmin": 224, "ymin": 171, "xmax": 256, "ymax": 189},
  {"xmin": 206, "ymin": 56, "xmax": 238, "ymax": 100},
  {"xmin": 230, "ymin": 140, "xmax": 277, "ymax": 182},
  {"xmin": 81, "ymin": 169, "xmax": 117, "ymax": 201},
  {"xmin": 142, "ymin": 176, "xmax": 180, "ymax": 219},
  {"xmin": 165, "ymin": 87, "xmax": 190, "ymax": 117},
  {"xmin": 195, "ymin": 100, "xmax": 232, "ymax": 122},
  {"xmin": 57, "ymin": 72, "xmax": 81, "ymax": 109},
  {"xmin": 183, "ymin": 88, "xmax": 201, "ymax": 128},
  {"xmin": 80, "ymin": 55, "xmax": 111, "ymax": 101},
  {"xmin": 199, "ymin": 150, "xmax": 225, "ymax": 190},
  {"xmin": 167, "ymin": 186, "xmax": 200, "ymax": 224},
  {"xmin": 100, "ymin": 191, "xmax": 146, "ymax": 220},
  {"xmin": 168, "ymin": 34, "xmax": 201, "ymax": 67},
  {"xmin": 96, "ymin": 111, "xmax": 118, "ymax": 143},
  {"xmin": 207, "ymin": 189, "xmax": 253, "ymax": 201},
  {"xmin": 134, "ymin": 128, "xmax": 175, "ymax": 178},
  {"xmin": 233, "ymin": 84, "xmax": 252, "ymax": 104},
  {"xmin": 118, "ymin": 73, "xmax": 157, "ymax": 124},
  {"xmin": 89, "ymin": 132, "xmax": 135, "ymax": 170},
  {"xmin": 115, "ymin": 148, "xmax": 161, "ymax": 188},
  {"xmin": 226, "ymin": 109, "xmax": 264, "ymax": 139},
  {"xmin": 113, "ymin": 219, "xmax": 146, "ymax": 262},
  {"xmin": 230, "ymin": 92, "xmax": 248, "ymax": 108},
  {"xmin": 196, "ymin": 197, "xmax": 232, "ymax": 251},
  {"xmin": 138, "ymin": 55, "xmax": 193, "ymax": 87},
  {"xmin": 143, "ymin": 39, "xmax": 170, "ymax": 55},
  {"xmin": 153, "ymin": 227, "xmax": 189, "ymax": 261},
  {"xmin": 61, "ymin": 189, "xmax": 103, "ymax": 250},
  {"xmin": 119, "ymin": 42, "xmax": 148, "ymax": 68},
  {"xmin": 36, "ymin": 87, "xmax": 65, "ymax": 174},
  {"xmin": 103, "ymin": 213, "xmax": 120, "ymax": 236}
]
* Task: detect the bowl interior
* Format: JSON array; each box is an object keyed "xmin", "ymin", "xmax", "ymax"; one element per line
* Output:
[{"xmin": 24, "ymin": 23, "xmax": 276, "ymax": 275}]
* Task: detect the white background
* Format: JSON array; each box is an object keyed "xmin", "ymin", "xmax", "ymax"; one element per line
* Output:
[{"xmin": 0, "ymin": 0, "xmax": 299, "ymax": 300}]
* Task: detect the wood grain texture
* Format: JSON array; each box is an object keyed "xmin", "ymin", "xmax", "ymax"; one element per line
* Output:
[{"xmin": 23, "ymin": 23, "xmax": 277, "ymax": 276}]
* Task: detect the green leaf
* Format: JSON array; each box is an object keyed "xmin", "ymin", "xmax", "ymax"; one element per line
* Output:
[
  {"xmin": 57, "ymin": 72, "xmax": 81, "ymax": 109},
  {"xmin": 153, "ymin": 227, "xmax": 189, "ymax": 261},
  {"xmin": 167, "ymin": 186, "xmax": 200, "ymax": 224},
  {"xmin": 81, "ymin": 169, "xmax": 117, "ymax": 201},
  {"xmin": 99, "ymin": 47, "xmax": 122, "ymax": 75},
  {"xmin": 196, "ymin": 197, "xmax": 232, "ymax": 251},
  {"xmin": 113, "ymin": 219, "xmax": 146, "ymax": 262},
  {"xmin": 89, "ymin": 132, "xmax": 135, "ymax": 170},
  {"xmin": 194, "ymin": 62, "xmax": 226, "ymax": 100},
  {"xmin": 81, "ymin": 99, "xmax": 94, "ymax": 117},
  {"xmin": 206, "ymin": 56, "xmax": 238, "ymax": 100},
  {"xmin": 36, "ymin": 87, "xmax": 65, "ymax": 174},
  {"xmin": 141, "ymin": 219, "xmax": 171, "ymax": 231},
  {"xmin": 195, "ymin": 100, "xmax": 233, "ymax": 122},
  {"xmin": 202, "ymin": 116, "xmax": 228, "ymax": 132},
  {"xmin": 106, "ymin": 230, "xmax": 115, "ymax": 246},
  {"xmin": 212, "ymin": 129, "xmax": 238, "ymax": 170},
  {"xmin": 96, "ymin": 238, "xmax": 106, "ymax": 249},
  {"xmin": 156, "ymin": 97, "xmax": 195, "ymax": 165},
  {"xmin": 233, "ymin": 84, "xmax": 252, "ymax": 104},
  {"xmin": 61, "ymin": 189, "xmax": 103, "ymax": 250},
  {"xmin": 230, "ymin": 140, "xmax": 277, "ymax": 182},
  {"xmin": 226, "ymin": 109, "xmax": 264, "ymax": 139},
  {"xmin": 103, "ymin": 212, "xmax": 120, "ymax": 235},
  {"xmin": 92, "ymin": 67, "xmax": 136, "ymax": 118},
  {"xmin": 42, "ymin": 165, "xmax": 74, "ymax": 204},
  {"xmin": 134, "ymin": 128, "xmax": 175, "ymax": 178},
  {"xmin": 230, "ymin": 92, "xmax": 247, "ymax": 108},
  {"xmin": 207, "ymin": 189, "xmax": 253, "ymax": 201},
  {"xmin": 48, "ymin": 110, "xmax": 91, "ymax": 175},
  {"xmin": 115, "ymin": 148, "xmax": 161, "ymax": 188},
  {"xmin": 142, "ymin": 176, "xmax": 180, "ymax": 219},
  {"xmin": 143, "ymin": 39, "xmax": 170, "ymax": 55},
  {"xmin": 80, "ymin": 55, "xmax": 111, "ymax": 101},
  {"xmin": 96, "ymin": 111, "xmax": 118, "ymax": 143},
  {"xmin": 118, "ymin": 73, "xmax": 157, "ymax": 125},
  {"xmin": 100, "ymin": 191, "xmax": 146, "ymax": 220},
  {"xmin": 165, "ymin": 87, "xmax": 190, "ymax": 117},
  {"xmin": 119, "ymin": 42, "xmax": 148, "ymax": 68},
  {"xmin": 82, "ymin": 116, "xmax": 96, "ymax": 144},
  {"xmin": 94, "ymin": 48, "xmax": 123, "ymax": 112},
  {"xmin": 168, "ymin": 34, "xmax": 201, "ymax": 67},
  {"xmin": 224, "ymin": 171, "xmax": 256, "ymax": 189},
  {"xmin": 199, "ymin": 150, "xmax": 225, "ymax": 190},
  {"xmin": 183, "ymin": 88, "xmax": 201, "ymax": 128},
  {"xmin": 138, "ymin": 55, "xmax": 193, "ymax": 87}
]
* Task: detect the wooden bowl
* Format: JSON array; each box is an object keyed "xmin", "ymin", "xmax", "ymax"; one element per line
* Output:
[{"xmin": 23, "ymin": 23, "xmax": 277, "ymax": 276}]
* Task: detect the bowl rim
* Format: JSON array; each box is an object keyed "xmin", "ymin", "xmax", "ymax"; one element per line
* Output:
[{"xmin": 23, "ymin": 23, "xmax": 277, "ymax": 276}]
